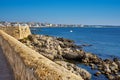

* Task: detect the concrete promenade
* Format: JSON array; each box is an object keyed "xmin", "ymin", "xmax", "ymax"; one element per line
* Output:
[{"xmin": 0, "ymin": 47, "xmax": 14, "ymax": 80}]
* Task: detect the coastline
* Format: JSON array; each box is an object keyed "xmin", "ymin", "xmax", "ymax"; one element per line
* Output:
[
  {"xmin": 31, "ymin": 27, "xmax": 120, "ymax": 59},
  {"xmin": 30, "ymin": 26, "xmax": 120, "ymax": 28},
  {"xmin": 19, "ymin": 34, "xmax": 120, "ymax": 80}
]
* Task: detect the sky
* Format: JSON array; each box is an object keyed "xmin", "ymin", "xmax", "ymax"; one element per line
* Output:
[{"xmin": 0, "ymin": 0, "xmax": 120, "ymax": 25}]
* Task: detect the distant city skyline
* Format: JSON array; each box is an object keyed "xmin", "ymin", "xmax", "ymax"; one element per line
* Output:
[{"xmin": 0, "ymin": 0, "xmax": 120, "ymax": 25}]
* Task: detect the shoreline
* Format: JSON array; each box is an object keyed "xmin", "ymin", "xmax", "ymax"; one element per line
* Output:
[
  {"xmin": 30, "ymin": 26, "xmax": 120, "ymax": 28},
  {"xmin": 19, "ymin": 34, "xmax": 120, "ymax": 80},
  {"xmin": 31, "ymin": 27, "xmax": 120, "ymax": 59}
]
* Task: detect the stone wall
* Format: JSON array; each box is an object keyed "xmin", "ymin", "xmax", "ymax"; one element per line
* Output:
[
  {"xmin": 0, "ymin": 30, "xmax": 83, "ymax": 80},
  {"xmin": 0, "ymin": 25, "xmax": 31, "ymax": 39}
]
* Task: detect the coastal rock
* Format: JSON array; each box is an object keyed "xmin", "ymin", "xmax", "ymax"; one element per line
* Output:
[
  {"xmin": 110, "ymin": 62, "xmax": 118, "ymax": 72},
  {"xmin": 57, "ymin": 37, "xmax": 81, "ymax": 49},
  {"xmin": 104, "ymin": 59, "xmax": 112, "ymax": 64},
  {"xmin": 94, "ymin": 71, "xmax": 101, "ymax": 76},
  {"xmin": 81, "ymin": 52, "xmax": 101, "ymax": 64},
  {"xmin": 82, "ymin": 58, "xmax": 89, "ymax": 63},
  {"xmin": 28, "ymin": 35, "xmax": 34, "ymax": 41},
  {"xmin": 114, "ymin": 60, "xmax": 120, "ymax": 70},
  {"xmin": 103, "ymin": 63, "xmax": 111, "ymax": 74},
  {"xmin": 107, "ymin": 74, "xmax": 120, "ymax": 80},
  {"xmin": 21, "ymin": 35, "xmax": 84, "ymax": 61},
  {"xmin": 20, "ymin": 34, "xmax": 120, "ymax": 80},
  {"xmin": 55, "ymin": 61, "xmax": 91, "ymax": 80},
  {"xmin": 107, "ymin": 75, "xmax": 114, "ymax": 80},
  {"xmin": 97, "ymin": 64, "xmax": 103, "ymax": 70},
  {"xmin": 115, "ymin": 75, "xmax": 120, "ymax": 79},
  {"xmin": 89, "ymin": 63, "xmax": 95, "ymax": 69},
  {"xmin": 62, "ymin": 52, "xmax": 80, "ymax": 60}
]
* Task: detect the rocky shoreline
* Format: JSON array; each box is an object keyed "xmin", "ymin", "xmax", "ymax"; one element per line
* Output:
[{"xmin": 19, "ymin": 35, "xmax": 120, "ymax": 80}]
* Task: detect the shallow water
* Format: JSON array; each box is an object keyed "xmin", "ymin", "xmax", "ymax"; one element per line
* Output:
[{"xmin": 31, "ymin": 27, "xmax": 120, "ymax": 80}]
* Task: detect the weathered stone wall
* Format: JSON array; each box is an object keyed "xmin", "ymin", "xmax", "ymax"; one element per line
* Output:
[
  {"xmin": 0, "ymin": 26, "xmax": 31, "ymax": 39},
  {"xmin": 0, "ymin": 30, "xmax": 83, "ymax": 80}
]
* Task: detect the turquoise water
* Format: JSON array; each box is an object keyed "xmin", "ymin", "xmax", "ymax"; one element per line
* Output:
[{"xmin": 30, "ymin": 27, "xmax": 120, "ymax": 80}]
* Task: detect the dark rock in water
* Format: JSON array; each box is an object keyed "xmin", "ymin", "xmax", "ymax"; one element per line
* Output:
[
  {"xmin": 114, "ymin": 60, "xmax": 120, "ymax": 70},
  {"xmin": 57, "ymin": 37, "xmax": 82, "ymax": 49},
  {"xmin": 113, "ymin": 58, "xmax": 119, "ymax": 62},
  {"xmin": 57, "ymin": 37, "xmax": 74, "ymax": 43},
  {"xmin": 81, "ymin": 44, "xmax": 93, "ymax": 47},
  {"xmin": 104, "ymin": 59, "xmax": 112, "ymax": 64}
]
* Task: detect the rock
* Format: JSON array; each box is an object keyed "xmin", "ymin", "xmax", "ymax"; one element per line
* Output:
[
  {"xmin": 110, "ymin": 62, "xmax": 118, "ymax": 72},
  {"xmin": 22, "ymin": 35, "xmax": 84, "ymax": 61},
  {"xmin": 115, "ymin": 75, "xmax": 120, "ymax": 80},
  {"xmin": 77, "ymin": 67, "xmax": 91, "ymax": 80},
  {"xmin": 97, "ymin": 64, "xmax": 103, "ymax": 70},
  {"xmin": 20, "ymin": 34, "xmax": 120, "ymax": 80},
  {"xmin": 33, "ymin": 39, "xmax": 39, "ymax": 45},
  {"xmin": 61, "ymin": 48, "xmax": 83, "ymax": 60},
  {"xmin": 84, "ymin": 53, "xmax": 93, "ymax": 58},
  {"xmin": 113, "ymin": 58, "xmax": 119, "ymax": 62},
  {"xmin": 55, "ymin": 61, "xmax": 91, "ymax": 80},
  {"xmin": 57, "ymin": 38, "xmax": 74, "ymax": 44},
  {"xmin": 103, "ymin": 63, "xmax": 111, "ymax": 74},
  {"xmin": 90, "ymin": 63, "xmax": 95, "ymax": 69},
  {"xmin": 37, "ymin": 42, "xmax": 42, "ymax": 47},
  {"xmin": 28, "ymin": 35, "xmax": 34, "ymax": 41},
  {"xmin": 81, "ymin": 52, "xmax": 101, "ymax": 64},
  {"xmin": 62, "ymin": 52, "xmax": 80, "ymax": 60},
  {"xmin": 79, "ymin": 50, "xmax": 85, "ymax": 54},
  {"xmin": 57, "ymin": 45, "xmax": 62, "ymax": 51},
  {"xmin": 82, "ymin": 58, "xmax": 89, "ymax": 63},
  {"xmin": 115, "ymin": 60, "xmax": 120, "ymax": 69},
  {"xmin": 57, "ymin": 37, "xmax": 81, "ymax": 49},
  {"xmin": 104, "ymin": 59, "xmax": 112, "ymax": 64},
  {"xmin": 94, "ymin": 71, "xmax": 101, "ymax": 76},
  {"xmin": 114, "ymin": 70, "xmax": 118, "ymax": 75},
  {"xmin": 107, "ymin": 75, "xmax": 114, "ymax": 80}
]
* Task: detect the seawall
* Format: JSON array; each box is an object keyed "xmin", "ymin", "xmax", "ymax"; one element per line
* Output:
[{"xmin": 0, "ymin": 30, "xmax": 83, "ymax": 80}]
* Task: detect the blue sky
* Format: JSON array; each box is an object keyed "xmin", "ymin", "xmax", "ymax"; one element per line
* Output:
[{"xmin": 0, "ymin": 0, "xmax": 120, "ymax": 25}]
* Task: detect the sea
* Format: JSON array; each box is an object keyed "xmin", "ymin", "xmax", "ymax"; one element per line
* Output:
[{"xmin": 30, "ymin": 27, "xmax": 120, "ymax": 80}]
